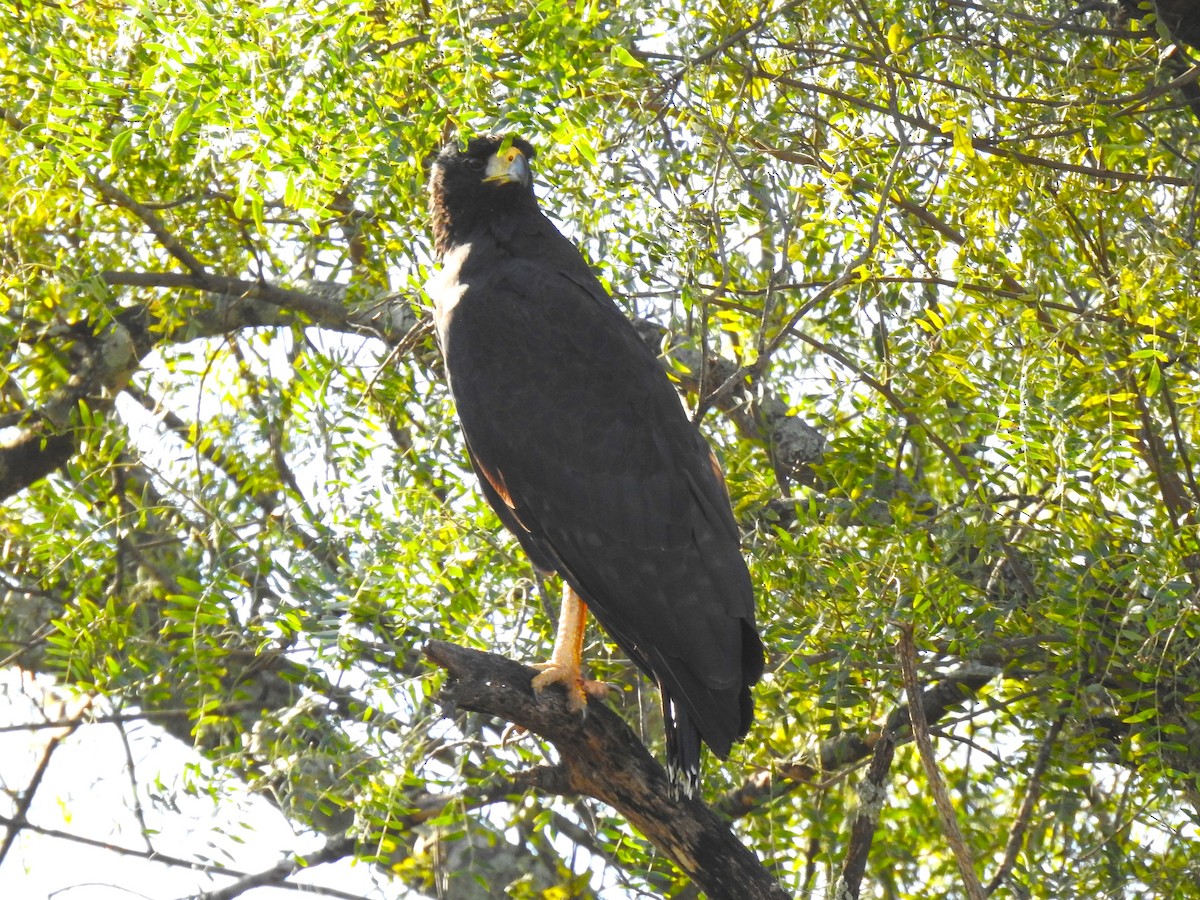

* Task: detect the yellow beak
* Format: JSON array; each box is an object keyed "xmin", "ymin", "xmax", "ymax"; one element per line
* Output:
[{"xmin": 484, "ymin": 146, "xmax": 531, "ymax": 187}]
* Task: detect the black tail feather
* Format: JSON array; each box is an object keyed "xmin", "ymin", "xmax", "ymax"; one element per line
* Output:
[{"xmin": 663, "ymin": 693, "xmax": 702, "ymax": 797}]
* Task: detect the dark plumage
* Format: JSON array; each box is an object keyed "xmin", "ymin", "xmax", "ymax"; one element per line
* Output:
[{"xmin": 426, "ymin": 133, "xmax": 764, "ymax": 787}]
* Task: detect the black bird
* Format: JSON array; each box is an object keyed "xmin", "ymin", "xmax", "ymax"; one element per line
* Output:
[{"xmin": 426, "ymin": 134, "xmax": 764, "ymax": 788}]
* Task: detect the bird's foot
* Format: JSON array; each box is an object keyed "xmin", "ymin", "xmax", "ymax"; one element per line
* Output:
[{"xmin": 530, "ymin": 662, "xmax": 610, "ymax": 713}]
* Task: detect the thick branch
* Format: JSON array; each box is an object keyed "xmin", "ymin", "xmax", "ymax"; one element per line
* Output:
[
  {"xmin": 0, "ymin": 428, "xmax": 76, "ymax": 502},
  {"xmin": 424, "ymin": 641, "xmax": 790, "ymax": 900},
  {"xmin": 99, "ymin": 270, "xmax": 416, "ymax": 343},
  {"xmin": 0, "ymin": 272, "xmax": 417, "ymax": 502}
]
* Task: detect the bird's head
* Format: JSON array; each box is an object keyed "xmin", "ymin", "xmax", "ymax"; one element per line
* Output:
[{"xmin": 428, "ymin": 134, "xmax": 537, "ymax": 257}]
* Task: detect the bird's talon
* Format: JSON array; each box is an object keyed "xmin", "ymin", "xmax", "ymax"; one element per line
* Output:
[
  {"xmin": 583, "ymin": 680, "xmax": 611, "ymax": 700},
  {"xmin": 531, "ymin": 664, "xmax": 590, "ymax": 712}
]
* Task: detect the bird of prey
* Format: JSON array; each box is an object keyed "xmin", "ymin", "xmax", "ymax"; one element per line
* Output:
[{"xmin": 425, "ymin": 133, "xmax": 764, "ymax": 788}]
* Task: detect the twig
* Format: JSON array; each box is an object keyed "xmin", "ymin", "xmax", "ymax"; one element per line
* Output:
[
  {"xmin": 1, "ymin": 107, "xmax": 206, "ymax": 276},
  {"xmin": 985, "ymin": 714, "xmax": 1066, "ymax": 894},
  {"xmin": 696, "ymin": 138, "xmax": 907, "ymax": 422},
  {"xmin": 790, "ymin": 329, "xmax": 975, "ymax": 485},
  {"xmin": 114, "ymin": 710, "xmax": 154, "ymax": 853},
  {"xmin": 0, "ymin": 811, "xmax": 232, "ymax": 872},
  {"xmin": 0, "ymin": 703, "xmax": 89, "ymax": 866},
  {"xmin": 897, "ymin": 624, "xmax": 987, "ymax": 900},
  {"xmin": 712, "ymin": 657, "xmax": 1004, "ymax": 827}
]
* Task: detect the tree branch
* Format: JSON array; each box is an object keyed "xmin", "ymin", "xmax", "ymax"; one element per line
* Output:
[
  {"xmin": 984, "ymin": 713, "xmax": 1065, "ymax": 895},
  {"xmin": 633, "ymin": 318, "xmax": 826, "ymax": 487},
  {"xmin": 0, "ymin": 310, "xmax": 149, "ymax": 501},
  {"xmin": 836, "ymin": 728, "xmax": 898, "ymax": 899},
  {"xmin": 98, "ymin": 270, "xmax": 416, "ymax": 343},
  {"xmin": 0, "ymin": 269, "xmax": 418, "ymax": 502},
  {"xmin": 1, "ymin": 106, "xmax": 208, "ymax": 277},
  {"xmin": 0, "ymin": 706, "xmax": 87, "ymax": 867},
  {"xmin": 191, "ymin": 833, "xmax": 358, "ymax": 900},
  {"xmin": 713, "ymin": 660, "xmax": 1002, "ymax": 824},
  {"xmin": 0, "ymin": 812, "xmax": 363, "ymax": 900},
  {"xmin": 423, "ymin": 640, "xmax": 790, "ymax": 900}
]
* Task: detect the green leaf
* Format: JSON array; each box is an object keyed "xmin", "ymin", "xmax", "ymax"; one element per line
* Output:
[{"xmin": 611, "ymin": 45, "xmax": 643, "ymax": 69}]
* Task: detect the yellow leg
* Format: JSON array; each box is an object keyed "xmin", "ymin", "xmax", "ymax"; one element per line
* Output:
[{"xmin": 531, "ymin": 584, "xmax": 609, "ymax": 711}]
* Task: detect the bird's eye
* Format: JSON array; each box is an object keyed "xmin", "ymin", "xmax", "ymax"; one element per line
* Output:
[{"xmin": 465, "ymin": 157, "xmax": 485, "ymax": 170}]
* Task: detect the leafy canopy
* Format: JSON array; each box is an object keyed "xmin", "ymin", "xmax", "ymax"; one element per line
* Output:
[{"xmin": 1, "ymin": 0, "xmax": 1199, "ymax": 897}]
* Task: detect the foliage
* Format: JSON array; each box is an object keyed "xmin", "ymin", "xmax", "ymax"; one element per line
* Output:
[{"xmin": 2, "ymin": 0, "xmax": 1199, "ymax": 897}]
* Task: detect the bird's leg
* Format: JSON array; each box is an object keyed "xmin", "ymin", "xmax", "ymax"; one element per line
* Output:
[{"xmin": 531, "ymin": 584, "xmax": 610, "ymax": 712}]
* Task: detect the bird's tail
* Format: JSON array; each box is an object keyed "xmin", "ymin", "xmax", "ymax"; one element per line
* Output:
[
  {"xmin": 662, "ymin": 693, "xmax": 703, "ymax": 797},
  {"xmin": 660, "ymin": 621, "xmax": 764, "ymax": 795}
]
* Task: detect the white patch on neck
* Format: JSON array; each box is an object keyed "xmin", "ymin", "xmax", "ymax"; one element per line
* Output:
[{"xmin": 426, "ymin": 243, "xmax": 473, "ymax": 331}]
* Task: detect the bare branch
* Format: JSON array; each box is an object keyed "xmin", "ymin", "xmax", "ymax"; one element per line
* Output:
[
  {"xmin": 189, "ymin": 833, "xmax": 357, "ymax": 900},
  {"xmin": 0, "ymin": 812, "xmax": 363, "ymax": 900},
  {"xmin": 0, "ymin": 812, "xmax": 238, "ymax": 875},
  {"xmin": 0, "ymin": 704, "xmax": 89, "ymax": 866}
]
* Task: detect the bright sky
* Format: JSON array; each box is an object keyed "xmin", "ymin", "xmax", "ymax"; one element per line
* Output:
[{"xmin": 0, "ymin": 667, "xmax": 396, "ymax": 899}]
